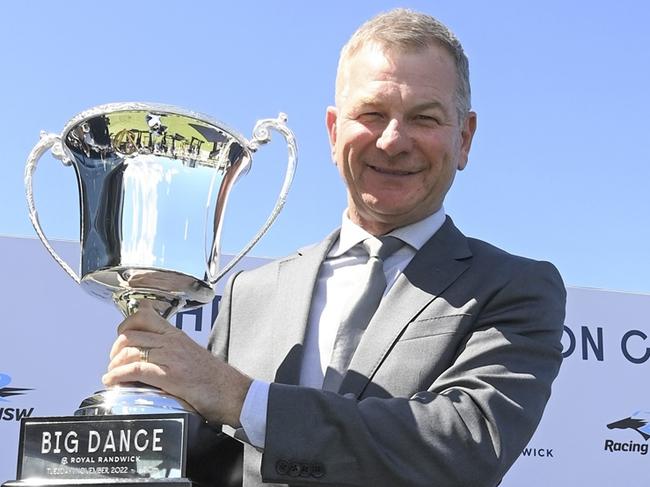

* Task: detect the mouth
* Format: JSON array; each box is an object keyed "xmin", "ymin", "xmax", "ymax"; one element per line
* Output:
[{"xmin": 367, "ymin": 164, "xmax": 419, "ymax": 176}]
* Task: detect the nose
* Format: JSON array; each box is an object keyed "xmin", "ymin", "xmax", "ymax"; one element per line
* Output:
[{"xmin": 376, "ymin": 119, "xmax": 411, "ymax": 156}]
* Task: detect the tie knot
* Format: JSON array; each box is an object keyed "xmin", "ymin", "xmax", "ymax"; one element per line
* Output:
[{"xmin": 362, "ymin": 236, "xmax": 403, "ymax": 260}]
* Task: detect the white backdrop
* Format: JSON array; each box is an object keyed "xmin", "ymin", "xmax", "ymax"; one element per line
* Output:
[{"xmin": 1, "ymin": 236, "xmax": 648, "ymax": 486}]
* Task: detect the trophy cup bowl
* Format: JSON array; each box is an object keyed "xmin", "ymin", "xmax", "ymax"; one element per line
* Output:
[{"xmin": 12, "ymin": 102, "xmax": 297, "ymax": 486}]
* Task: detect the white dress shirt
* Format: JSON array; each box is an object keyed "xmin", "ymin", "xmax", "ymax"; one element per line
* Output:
[{"xmin": 238, "ymin": 208, "xmax": 447, "ymax": 448}]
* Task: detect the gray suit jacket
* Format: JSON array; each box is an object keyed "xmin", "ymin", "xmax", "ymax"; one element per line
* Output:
[{"xmin": 209, "ymin": 217, "xmax": 565, "ymax": 487}]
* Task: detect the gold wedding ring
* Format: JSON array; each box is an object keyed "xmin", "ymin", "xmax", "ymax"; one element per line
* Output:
[{"xmin": 139, "ymin": 347, "xmax": 150, "ymax": 363}]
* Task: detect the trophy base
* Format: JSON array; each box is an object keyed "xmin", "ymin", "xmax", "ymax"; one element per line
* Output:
[
  {"xmin": 6, "ymin": 413, "xmax": 242, "ymax": 487},
  {"xmin": 75, "ymin": 385, "xmax": 196, "ymax": 416}
]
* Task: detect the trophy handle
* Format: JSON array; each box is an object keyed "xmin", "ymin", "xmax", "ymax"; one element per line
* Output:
[
  {"xmin": 211, "ymin": 113, "xmax": 297, "ymax": 283},
  {"xmin": 25, "ymin": 131, "xmax": 81, "ymax": 284}
]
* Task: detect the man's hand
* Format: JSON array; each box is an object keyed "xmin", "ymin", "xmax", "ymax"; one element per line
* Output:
[{"xmin": 102, "ymin": 302, "xmax": 252, "ymax": 427}]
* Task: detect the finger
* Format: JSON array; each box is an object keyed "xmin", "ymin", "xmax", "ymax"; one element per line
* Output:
[
  {"xmin": 108, "ymin": 341, "xmax": 170, "ymax": 371},
  {"xmin": 117, "ymin": 307, "xmax": 172, "ymax": 335},
  {"xmin": 102, "ymin": 361, "xmax": 166, "ymax": 388},
  {"xmin": 109, "ymin": 330, "xmax": 165, "ymax": 360},
  {"xmin": 108, "ymin": 345, "xmax": 146, "ymax": 371},
  {"xmin": 109, "ymin": 333, "xmax": 129, "ymax": 360}
]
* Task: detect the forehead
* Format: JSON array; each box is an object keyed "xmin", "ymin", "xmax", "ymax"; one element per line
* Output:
[{"xmin": 337, "ymin": 43, "xmax": 458, "ymax": 105}]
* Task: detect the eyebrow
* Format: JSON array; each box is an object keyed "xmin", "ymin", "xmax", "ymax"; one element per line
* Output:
[
  {"xmin": 348, "ymin": 96, "xmax": 382, "ymax": 110},
  {"xmin": 410, "ymin": 101, "xmax": 450, "ymax": 116},
  {"xmin": 349, "ymin": 98, "xmax": 450, "ymax": 116}
]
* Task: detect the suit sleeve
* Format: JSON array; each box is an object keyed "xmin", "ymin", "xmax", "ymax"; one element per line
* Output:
[{"xmin": 260, "ymin": 260, "xmax": 566, "ymax": 487}]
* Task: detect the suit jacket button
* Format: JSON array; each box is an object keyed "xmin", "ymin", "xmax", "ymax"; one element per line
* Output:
[
  {"xmin": 275, "ymin": 459, "xmax": 289, "ymax": 475},
  {"xmin": 310, "ymin": 463, "xmax": 326, "ymax": 478},
  {"xmin": 288, "ymin": 462, "xmax": 301, "ymax": 477}
]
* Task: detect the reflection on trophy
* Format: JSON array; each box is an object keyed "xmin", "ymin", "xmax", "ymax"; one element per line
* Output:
[{"xmin": 6, "ymin": 102, "xmax": 297, "ymax": 487}]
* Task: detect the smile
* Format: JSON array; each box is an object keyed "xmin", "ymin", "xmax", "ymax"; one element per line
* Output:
[{"xmin": 368, "ymin": 164, "xmax": 419, "ymax": 176}]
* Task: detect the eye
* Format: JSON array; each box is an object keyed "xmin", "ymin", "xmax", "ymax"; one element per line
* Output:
[
  {"xmin": 414, "ymin": 114, "xmax": 441, "ymax": 125},
  {"xmin": 357, "ymin": 111, "xmax": 384, "ymax": 122}
]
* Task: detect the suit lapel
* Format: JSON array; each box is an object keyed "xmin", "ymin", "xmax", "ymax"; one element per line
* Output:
[
  {"xmin": 340, "ymin": 217, "xmax": 472, "ymax": 396},
  {"xmin": 273, "ymin": 230, "xmax": 340, "ymax": 384}
]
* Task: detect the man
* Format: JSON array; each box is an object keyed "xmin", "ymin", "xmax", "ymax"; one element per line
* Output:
[{"xmin": 104, "ymin": 9, "xmax": 566, "ymax": 486}]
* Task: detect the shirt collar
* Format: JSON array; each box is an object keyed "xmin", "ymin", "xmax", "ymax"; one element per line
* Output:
[{"xmin": 330, "ymin": 207, "xmax": 447, "ymax": 257}]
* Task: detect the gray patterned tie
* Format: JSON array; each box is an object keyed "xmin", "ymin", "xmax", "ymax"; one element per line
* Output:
[{"xmin": 322, "ymin": 236, "xmax": 404, "ymax": 391}]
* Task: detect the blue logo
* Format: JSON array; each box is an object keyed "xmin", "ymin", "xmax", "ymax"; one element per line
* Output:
[{"xmin": 0, "ymin": 373, "xmax": 32, "ymax": 401}]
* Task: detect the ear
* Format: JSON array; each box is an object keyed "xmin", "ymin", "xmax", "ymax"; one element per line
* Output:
[
  {"xmin": 457, "ymin": 111, "xmax": 477, "ymax": 171},
  {"xmin": 326, "ymin": 106, "xmax": 338, "ymax": 150}
]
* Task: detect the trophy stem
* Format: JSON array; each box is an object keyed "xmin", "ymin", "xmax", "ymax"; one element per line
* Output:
[
  {"xmin": 113, "ymin": 289, "xmax": 186, "ymax": 318},
  {"xmin": 73, "ymin": 290, "xmax": 196, "ymax": 416}
]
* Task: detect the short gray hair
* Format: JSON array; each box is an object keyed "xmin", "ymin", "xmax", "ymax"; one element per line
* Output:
[{"xmin": 336, "ymin": 8, "xmax": 471, "ymax": 120}]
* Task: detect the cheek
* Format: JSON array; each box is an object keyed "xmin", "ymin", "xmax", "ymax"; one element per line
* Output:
[
  {"xmin": 426, "ymin": 160, "xmax": 458, "ymax": 198},
  {"xmin": 337, "ymin": 141, "xmax": 367, "ymax": 178},
  {"xmin": 338, "ymin": 123, "xmax": 378, "ymax": 154}
]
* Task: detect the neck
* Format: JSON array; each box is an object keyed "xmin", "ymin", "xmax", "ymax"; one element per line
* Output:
[{"xmin": 347, "ymin": 207, "xmax": 440, "ymax": 236}]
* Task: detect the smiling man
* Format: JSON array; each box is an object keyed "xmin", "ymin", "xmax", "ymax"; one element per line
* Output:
[
  {"xmin": 104, "ymin": 9, "xmax": 566, "ymax": 487},
  {"xmin": 327, "ymin": 38, "xmax": 476, "ymax": 236}
]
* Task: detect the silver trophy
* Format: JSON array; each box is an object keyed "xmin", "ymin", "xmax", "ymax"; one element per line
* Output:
[{"xmin": 24, "ymin": 102, "xmax": 297, "ymax": 416}]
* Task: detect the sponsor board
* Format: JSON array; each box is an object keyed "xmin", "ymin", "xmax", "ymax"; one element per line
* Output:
[{"xmin": 2, "ymin": 236, "xmax": 650, "ymax": 487}]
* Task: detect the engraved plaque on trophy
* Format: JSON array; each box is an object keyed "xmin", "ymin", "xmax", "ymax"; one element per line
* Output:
[{"xmin": 3, "ymin": 102, "xmax": 297, "ymax": 487}]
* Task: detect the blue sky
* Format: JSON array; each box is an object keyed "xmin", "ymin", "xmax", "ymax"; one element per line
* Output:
[{"xmin": 1, "ymin": 1, "xmax": 648, "ymax": 294}]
